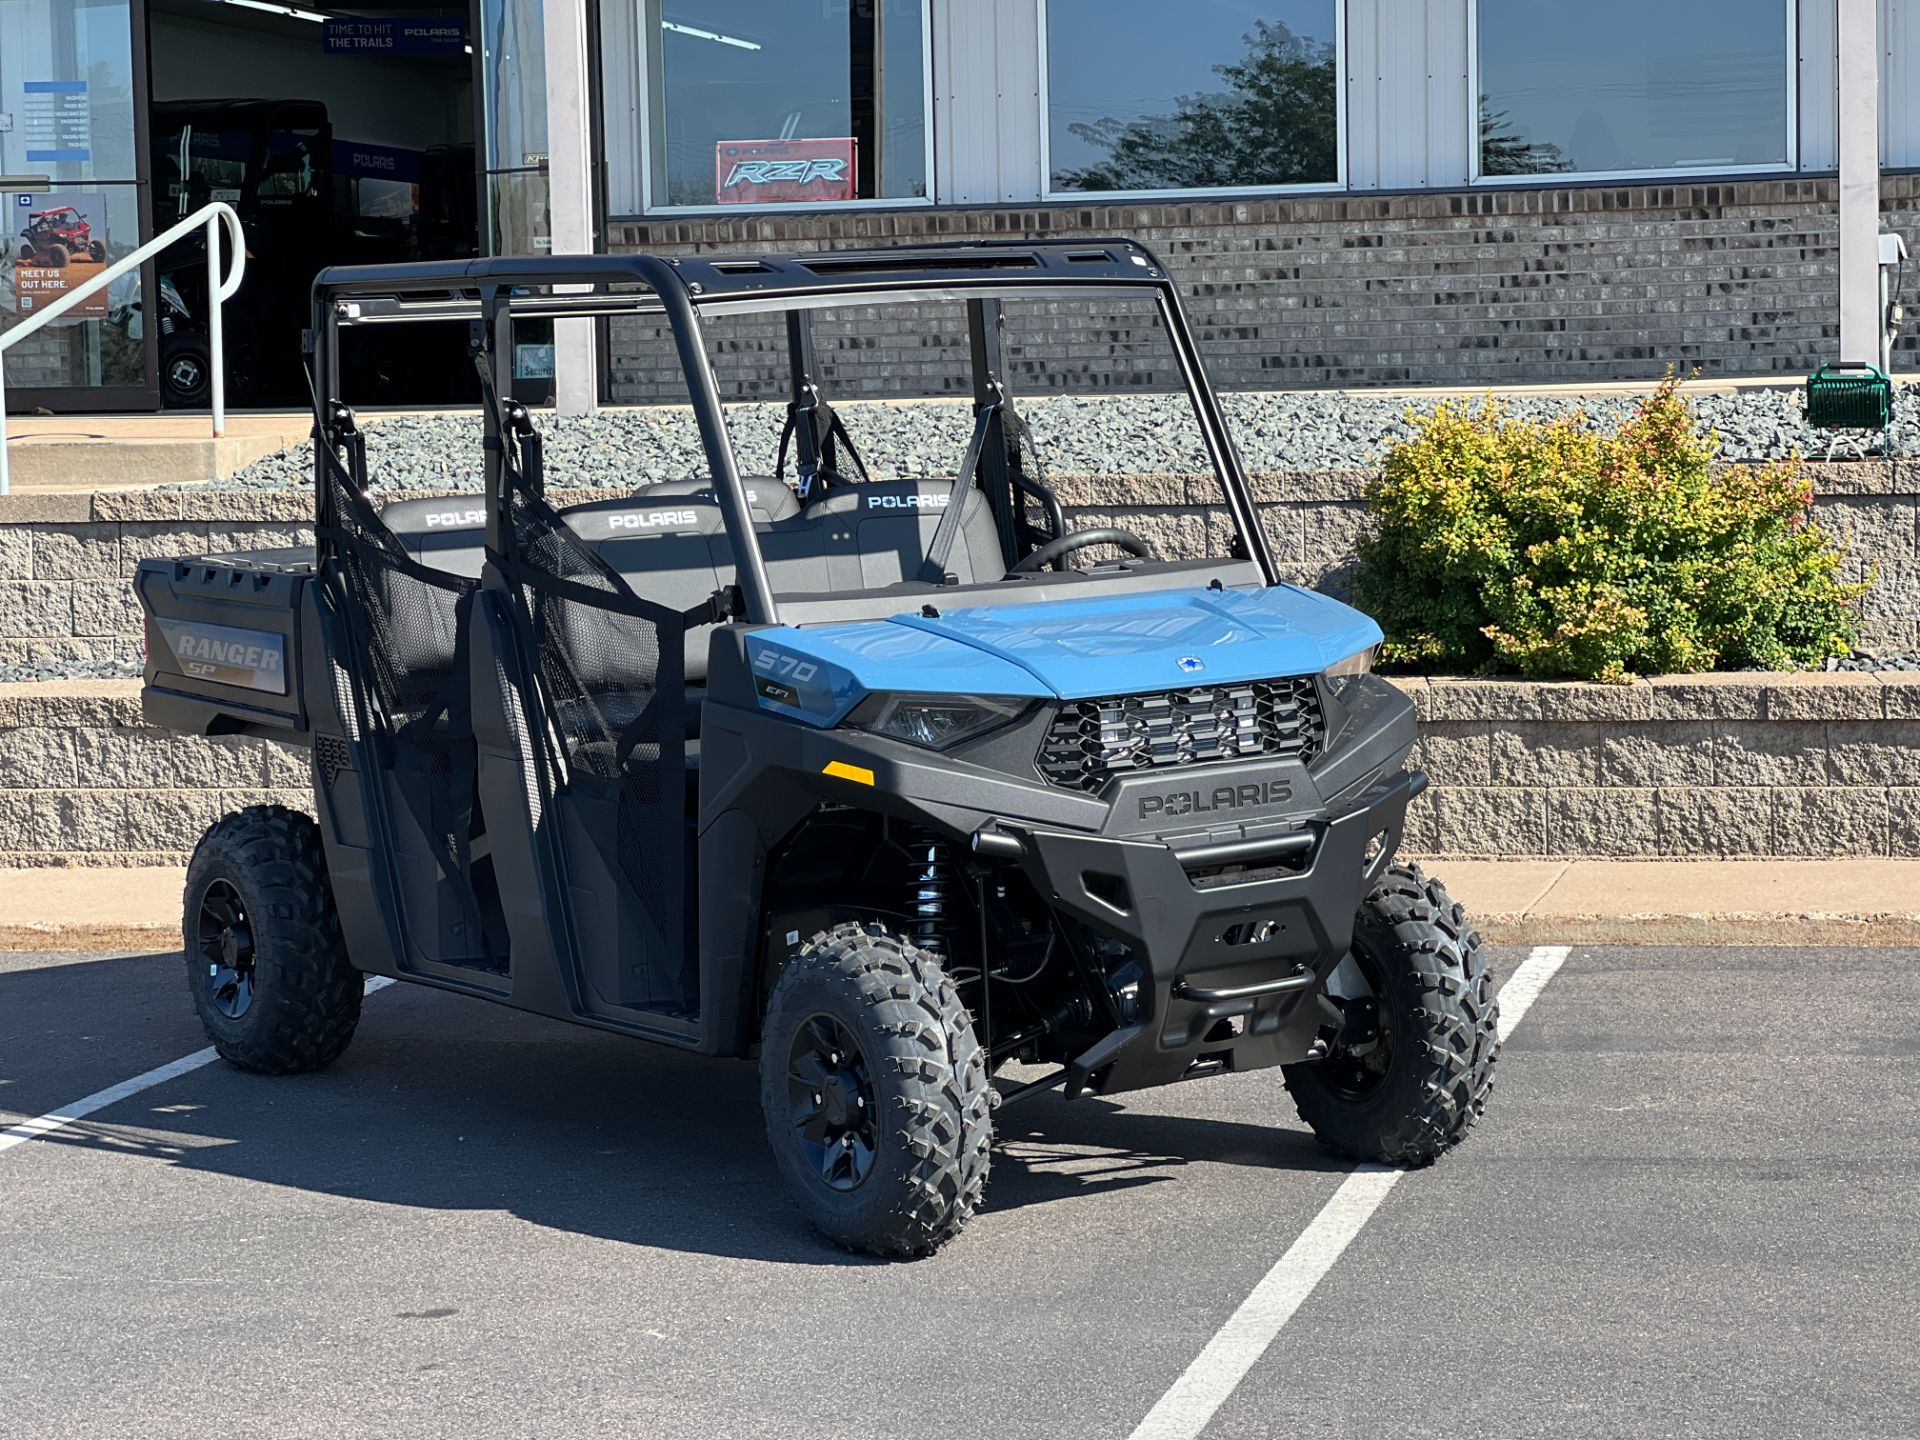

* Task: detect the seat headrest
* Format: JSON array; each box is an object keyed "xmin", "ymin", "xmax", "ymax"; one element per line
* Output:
[{"xmin": 559, "ymin": 494, "xmax": 727, "ymax": 543}]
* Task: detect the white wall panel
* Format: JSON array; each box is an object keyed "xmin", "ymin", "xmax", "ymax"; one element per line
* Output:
[
  {"xmin": 1890, "ymin": 0, "xmax": 1919, "ymax": 166},
  {"xmin": 600, "ymin": 0, "xmax": 643, "ymax": 217},
  {"xmin": 1345, "ymin": 0, "xmax": 1380, "ymax": 187},
  {"xmin": 1800, "ymin": 0, "xmax": 1839, "ymax": 171},
  {"xmin": 933, "ymin": 0, "xmax": 1042, "ymax": 204},
  {"xmin": 1422, "ymin": 0, "xmax": 1472, "ymax": 186},
  {"xmin": 1346, "ymin": 0, "xmax": 1469, "ymax": 191}
]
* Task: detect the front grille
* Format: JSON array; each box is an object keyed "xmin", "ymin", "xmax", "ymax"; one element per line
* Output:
[{"xmin": 1037, "ymin": 678, "xmax": 1325, "ymax": 793}]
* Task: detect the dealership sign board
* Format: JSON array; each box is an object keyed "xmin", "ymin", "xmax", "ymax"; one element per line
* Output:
[
  {"xmin": 714, "ymin": 139, "xmax": 857, "ymax": 205},
  {"xmin": 323, "ymin": 18, "xmax": 467, "ymax": 55}
]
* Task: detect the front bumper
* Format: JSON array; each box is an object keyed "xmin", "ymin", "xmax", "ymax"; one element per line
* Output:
[{"xmin": 991, "ymin": 765, "xmax": 1424, "ymax": 1097}]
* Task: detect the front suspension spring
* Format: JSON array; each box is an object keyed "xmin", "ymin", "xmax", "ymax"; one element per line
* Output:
[{"xmin": 909, "ymin": 835, "xmax": 953, "ymax": 959}]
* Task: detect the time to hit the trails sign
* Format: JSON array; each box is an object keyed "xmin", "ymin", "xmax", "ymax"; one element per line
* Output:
[{"xmin": 714, "ymin": 138, "xmax": 857, "ymax": 204}]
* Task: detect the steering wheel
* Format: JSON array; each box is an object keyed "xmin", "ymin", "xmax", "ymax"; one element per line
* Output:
[{"xmin": 1009, "ymin": 527, "xmax": 1157, "ymax": 574}]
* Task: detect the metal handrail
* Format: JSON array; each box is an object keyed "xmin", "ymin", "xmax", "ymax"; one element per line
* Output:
[{"xmin": 0, "ymin": 201, "xmax": 247, "ymax": 495}]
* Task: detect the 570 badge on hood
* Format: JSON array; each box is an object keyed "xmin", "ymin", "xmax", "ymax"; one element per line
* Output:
[{"xmin": 715, "ymin": 138, "xmax": 857, "ymax": 204}]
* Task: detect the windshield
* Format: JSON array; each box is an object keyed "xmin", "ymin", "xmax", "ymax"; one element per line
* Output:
[{"xmin": 661, "ymin": 290, "xmax": 1254, "ymax": 605}]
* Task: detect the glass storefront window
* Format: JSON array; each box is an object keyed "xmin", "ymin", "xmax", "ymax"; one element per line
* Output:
[
  {"xmin": 480, "ymin": 0, "xmax": 549, "ymax": 255},
  {"xmin": 1044, "ymin": 0, "xmax": 1340, "ymax": 196},
  {"xmin": 481, "ymin": 0, "xmax": 547, "ymax": 172},
  {"xmin": 643, "ymin": 0, "xmax": 930, "ymax": 210},
  {"xmin": 1475, "ymin": 0, "xmax": 1794, "ymax": 180},
  {"xmin": 0, "ymin": 0, "xmax": 146, "ymax": 395},
  {"xmin": 488, "ymin": 167, "xmax": 550, "ymax": 255}
]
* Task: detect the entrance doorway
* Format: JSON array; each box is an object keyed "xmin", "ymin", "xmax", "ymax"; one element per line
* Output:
[{"xmin": 147, "ymin": 0, "xmax": 480, "ymax": 407}]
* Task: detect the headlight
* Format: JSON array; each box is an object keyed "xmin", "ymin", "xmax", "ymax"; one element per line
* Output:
[
  {"xmin": 844, "ymin": 693, "xmax": 1030, "ymax": 750},
  {"xmin": 1323, "ymin": 644, "xmax": 1379, "ymax": 697}
]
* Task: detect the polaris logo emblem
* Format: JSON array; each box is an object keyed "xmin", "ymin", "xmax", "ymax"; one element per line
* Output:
[
  {"xmin": 1177, "ymin": 655, "xmax": 1205, "ymax": 674},
  {"xmin": 1138, "ymin": 780, "xmax": 1293, "ymax": 821},
  {"xmin": 723, "ymin": 158, "xmax": 849, "ymax": 189},
  {"xmin": 607, "ymin": 510, "xmax": 700, "ymax": 530},
  {"xmin": 867, "ymin": 493, "xmax": 948, "ymax": 510},
  {"xmin": 424, "ymin": 509, "xmax": 485, "ymax": 528}
]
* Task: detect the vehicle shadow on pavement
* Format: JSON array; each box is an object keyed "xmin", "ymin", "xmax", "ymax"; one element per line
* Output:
[{"xmin": 14, "ymin": 957, "xmax": 1345, "ymax": 1265}]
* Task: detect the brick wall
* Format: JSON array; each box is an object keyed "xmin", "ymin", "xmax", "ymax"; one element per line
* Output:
[
  {"xmin": 606, "ymin": 175, "xmax": 1920, "ymax": 402},
  {"xmin": 2, "ymin": 674, "xmax": 1912, "ymax": 866}
]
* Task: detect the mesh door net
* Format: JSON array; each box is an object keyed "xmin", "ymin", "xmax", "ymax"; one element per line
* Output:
[
  {"xmin": 498, "ymin": 437, "xmax": 709, "ymax": 1013},
  {"xmin": 317, "ymin": 434, "xmax": 501, "ymax": 969}
]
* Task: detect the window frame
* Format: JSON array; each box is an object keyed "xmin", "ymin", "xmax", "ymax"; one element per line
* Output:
[
  {"xmin": 1035, "ymin": 0, "xmax": 1348, "ymax": 203},
  {"xmin": 636, "ymin": 0, "xmax": 938, "ymax": 216},
  {"xmin": 1466, "ymin": 0, "xmax": 1800, "ymax": 186}
]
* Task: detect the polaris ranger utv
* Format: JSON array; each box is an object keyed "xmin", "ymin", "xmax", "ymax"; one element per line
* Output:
[
  {"xmin": 137, "ymin": 243, "xmax": 1498, "ymax": 1257},
  {"xmin": 17, "ymin": 205, "xmax": 106, "ymax": 267}
]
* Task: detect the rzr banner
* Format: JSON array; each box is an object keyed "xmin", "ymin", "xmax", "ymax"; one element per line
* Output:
[{"xmin": 714, "ymin": 138, "xmax": 857, "ymax": 204}]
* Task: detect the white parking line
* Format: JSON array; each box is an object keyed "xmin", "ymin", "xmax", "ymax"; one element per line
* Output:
[
  {"xmin": 1127, "ymin": 944, "xmax": 1574, "ymax": 1440},
  {"xmin": 0, "ymin": 976, "xmax": 395, "ymax": 1157}
]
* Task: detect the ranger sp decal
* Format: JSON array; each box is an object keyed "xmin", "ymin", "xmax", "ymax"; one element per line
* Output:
[{"xmin": 157, "ymin": 619, "xmax": 289, "ymax": 695}]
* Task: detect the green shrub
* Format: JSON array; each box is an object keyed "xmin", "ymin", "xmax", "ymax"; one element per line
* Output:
[{"xmin": 1353, "ymin": 376, "xmax": 1870, "ymax": 683}]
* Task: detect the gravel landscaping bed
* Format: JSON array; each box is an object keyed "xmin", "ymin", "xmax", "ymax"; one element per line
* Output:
[
  {"xmin": 199, "ymin": 382, "xmax": 1920, "ymax": 493},
  {"xmin": 1826, "ymin": 650, "xmax": 1920, "ymax": 672}
]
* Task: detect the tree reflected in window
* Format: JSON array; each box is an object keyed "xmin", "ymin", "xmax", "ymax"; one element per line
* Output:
[
  {"xmin": 1478, "ymin": 98, "xmax": 1572, "ymax": 177},
  {"xmin": 1050, "ymin": 17, "xmax": 1338, "ymax": 194}
]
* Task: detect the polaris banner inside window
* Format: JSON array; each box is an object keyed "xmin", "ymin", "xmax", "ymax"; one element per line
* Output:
[
  {"xmin": 644, "ymin": 0, "xmax": 928, "ymax": 209},
  {"xmin": 1045, "ymin": 0, "xmax": 1340, "ymax": 196}
]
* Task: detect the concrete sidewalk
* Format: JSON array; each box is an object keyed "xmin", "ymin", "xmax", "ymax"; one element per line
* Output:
[
  {"xmin": 1434, "ymin": 858, "xmax": 1920, "ymax": 946},
  {"xmin": 1, "ymin": 859, "xmax": 1915, "ymax": 951}
]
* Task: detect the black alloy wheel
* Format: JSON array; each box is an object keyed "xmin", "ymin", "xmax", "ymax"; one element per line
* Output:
[
  {"xmin": 195, "ymin": 878, "xmax": 257, "ymax": 1020},
  {"xmin": 786, "ymin": 1014, "xmax": 880, "ymax": 1191}
]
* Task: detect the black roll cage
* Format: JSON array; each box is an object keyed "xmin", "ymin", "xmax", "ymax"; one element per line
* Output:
[{"xmin": 307, "ymin": 239, "xmax": 1281, "ymax": 623}]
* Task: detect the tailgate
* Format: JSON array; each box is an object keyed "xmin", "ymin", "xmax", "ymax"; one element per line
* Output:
[{"xmin": 137, "ymin": 553, "xmax": 312, "ymax": 739}]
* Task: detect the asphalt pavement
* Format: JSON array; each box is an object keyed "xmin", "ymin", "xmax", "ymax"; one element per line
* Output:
[{"xmin": 1, "ymin": 944, "xmax": 1914, "ymax": 1439}]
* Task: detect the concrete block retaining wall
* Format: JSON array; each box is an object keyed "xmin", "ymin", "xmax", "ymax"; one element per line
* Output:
[
  {"xmin": 0, "ymin": 460, "xmax": 1913, "ymax": 666},
  {"xmin": 0, "ymin": 674, "xmax": 1912, "ymax": 867}
]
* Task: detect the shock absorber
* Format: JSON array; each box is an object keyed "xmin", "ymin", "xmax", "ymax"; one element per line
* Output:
[{"xmin": 908, "ymin": 832, "xmax": 952, "ymax": 959}]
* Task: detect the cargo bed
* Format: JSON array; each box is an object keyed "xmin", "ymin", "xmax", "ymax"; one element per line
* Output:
[{"xmin": 138, "ymin": 548, "xmax": 317, "ymax": 742}]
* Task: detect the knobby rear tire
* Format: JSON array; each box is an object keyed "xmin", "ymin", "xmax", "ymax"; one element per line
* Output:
[{"xmin": 182, "ymin": 805, "xmax": 364, "ymax": 1075}]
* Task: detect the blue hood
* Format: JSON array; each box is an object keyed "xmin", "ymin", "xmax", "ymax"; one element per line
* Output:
[
  {"xmin": 748, "ymin": 586, "xmax": 1381, "ymax": 724},
  {"xmin": 886, "ymin": 586, "xmax": 1381, "ymax": 699}
]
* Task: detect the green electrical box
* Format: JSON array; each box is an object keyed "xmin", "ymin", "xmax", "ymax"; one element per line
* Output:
[{"xmin": 1806, "ymin": 362, "xmax": 1894, "ymax": 431}]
